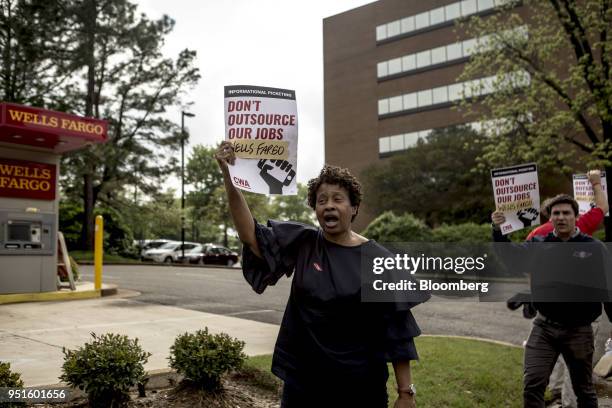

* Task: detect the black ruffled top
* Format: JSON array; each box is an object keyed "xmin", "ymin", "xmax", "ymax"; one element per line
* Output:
[{"xmin": 242, "ymin": 220, "xmax": 424, "ymax": 389}]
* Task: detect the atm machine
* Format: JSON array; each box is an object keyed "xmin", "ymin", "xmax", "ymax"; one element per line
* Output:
[{"xmin": 0, "ymin": 103, "xmax": 107, "ymax": 294}]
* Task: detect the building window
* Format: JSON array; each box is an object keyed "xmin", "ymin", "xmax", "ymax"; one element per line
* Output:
[
  {"xmin": 416, "ymin": 50, "xmax": 431, "ymax": 68},
  {"xmin": 378, "ymin": 99, "xmax": 389, "ymax": 115},
  {"xmin": 446, "ymin": 42, "xmax": 462, "ymax": 60},
  {"xmin": 432, "ymin": 86, "xmax": 449, "ymax": 104},
  {"xmin": 389, "ymin": 134, "xmax": 404, "ymax": 151},
  {"xmin": 402, "ymin": 54, "xmax": 416, "ymax": 71},
  {"xmin": 478, "ymin": 0, "xmax": 496, "ymax": 11},
  {"xmin": 403, "ymin": 93, "xmax": 417, "ymax": 110},
  {"xmin": 377, "ymin": 62, "xmax": 388, "ymax": 77},
  {"xmin": 461, "ymin": 0, "xmax": 478, "ymax": 16},
  {"xmin": 417, "ymin": 89, "xmax": 433, "ymax": 107},
  {"xmin": 379, "ymin": 120, "xmax": 502, "ymax": 155},
  {"xmin": 377, "ymin": 26, "xmax": 527, "ymax": 79},
  {"xmin": 415, "ymin": 11, "xmax": 429, "ymax": 30},
  {"xmin": 388, "ymin": 58, "xmax": 402, "ymax": 75},
  {"xmin": 387, "ymin": 20, "xmax": 400, "ymax": 37},
  {"xmin": 376, "ymin": 25, "xmax": 387, "ymax": 41},
  {"xmin": 389, "ymin": 95, "xmax": 403, "ymax": 112},
  {"xmin": 376, "ymin": 0, "xmax": 514, "ymax": 43},
  {"xmin": 400, "ymin": 16, "xmax": 415, "ymax": 33},
  {"xmin": 445, "ymin": 3, "xmax": 461, "ymax": 20},
  {"xmin": 404, "ymin": 132, "xmax": 421, "ymax": 148},
  {"xmin": 379, "ymin": 137, "xmax": 390, "ymax": 153},
  {"xmin": 431, "ymin": 46, "xmax": 447, "ymax": 65},
  {"xmin": 448, "ymin": 83, "xmax": 463, "ymax": 101},
  {"xmin": 430, "ymin": 7, "xmax": 445, "ymax": 25},
  {"xmin": 377, "ymin": 71, "xmax": 530, "ymax": 117}
]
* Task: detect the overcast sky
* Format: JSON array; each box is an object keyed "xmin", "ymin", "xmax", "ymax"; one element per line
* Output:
[{"xmin": 136, "ymin": 0, "xmax": 374, "ymax": 184}]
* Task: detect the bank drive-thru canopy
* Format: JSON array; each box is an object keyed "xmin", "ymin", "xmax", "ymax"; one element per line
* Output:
[{"xmin": 0, "ymin": 103, "xmax": 108, "ymax": 153}]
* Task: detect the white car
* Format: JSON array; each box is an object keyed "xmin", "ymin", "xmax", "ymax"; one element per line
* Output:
[{"xmin": 141, "ymin": 241, "xmax": 201, "ymax": 263}]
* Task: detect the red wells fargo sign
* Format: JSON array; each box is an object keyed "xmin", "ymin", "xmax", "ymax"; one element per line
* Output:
[{"xmin": 0, "ymin": 157, "xmax": 56, "ymax": 201}]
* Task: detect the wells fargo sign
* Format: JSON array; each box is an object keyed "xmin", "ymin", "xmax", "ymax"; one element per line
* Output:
[
  {"xmin": 6, "ymin": 108, "xmax": 105, "ymax": 135},
  {"xmin": 0, "ymin": 103, "xmax": 108, "ymax": 153},
  {"xmin": 0, "ymin": 157, "xmax": 56, "ymax": 200}
]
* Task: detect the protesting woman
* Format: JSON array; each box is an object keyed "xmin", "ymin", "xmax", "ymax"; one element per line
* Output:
[{"xmin": 215, "ymin": 141, "xmax": 426, "ymax": 407}]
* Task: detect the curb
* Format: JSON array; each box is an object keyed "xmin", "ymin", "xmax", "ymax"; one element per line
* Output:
[
  {"xmin": 75, "ymin": 260, "xmax": 241, "ymax": 270},
  {"xmin": 421, "ymin": 334, "xmax": 522, "ymax": 348},
  {"xmin": 0, "ymin": 283, "xmax": 117, "ymax": 305},
  {"xmin": 32, "ymin": 369, "xmax": 184, "ymax": 403}
]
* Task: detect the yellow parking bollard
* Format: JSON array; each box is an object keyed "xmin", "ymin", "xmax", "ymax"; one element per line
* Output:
[{"xmin": 94, "ymin": 215, "xmax": 103, "ymax": 291}]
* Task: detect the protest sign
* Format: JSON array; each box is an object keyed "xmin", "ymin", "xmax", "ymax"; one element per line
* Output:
[
  {"xmin": 224, "ymin": 85, "xmax": 298, "ymax": 195},
  {"xmin": 491, "ymin": 163, "xmax": 540, "ymax": 235},
  {"xmin": 573, "ymin": 172, "xmax": 608, "ymax": 216}
]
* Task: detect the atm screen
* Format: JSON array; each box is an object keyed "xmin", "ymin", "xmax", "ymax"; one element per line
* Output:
[{"xmin": 8, "ymin": 224, "xmax": 31, "ymax": 242}]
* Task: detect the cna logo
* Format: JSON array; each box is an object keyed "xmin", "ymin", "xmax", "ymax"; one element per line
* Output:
[{"xmin": 313, "ymin": 262, "xmax": 323, "ymax": 272}]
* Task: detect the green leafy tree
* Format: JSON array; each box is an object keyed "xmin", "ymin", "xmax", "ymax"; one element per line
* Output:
[
  {"xmin": 2, "ymin": 0, "xmax": 200, "ymax": 249},
  {"xmin": 0, "ymin": 0, "xmax": 76, "ymax": 107},
  {"xmin": 268, "ymin": 183, "xmax": 316, "ymax": 225},
  {"xmin": 143, "ymin": 189, "xmax": 183, "ymax": 241},
  {"xmin": 362, "ymin": 211, "xmax": 432, "ymax": 242},
  {"xmin": 186, "ymin": 145, "xmax": 224, "ymax": 242},
  {"xmin": 60, "ymin": 0, "xmax": 199, "ymax": 250},
  {"xmin": 362, "ymin": 125, "xmax": 493, "ymax": 226},
  {"xmin": 185, "ymin": 145, "xmax": 273, "ymax": 247},
  {"xmin": 459, "ymin": 0, "xmax": 612, "ymax": 238}
]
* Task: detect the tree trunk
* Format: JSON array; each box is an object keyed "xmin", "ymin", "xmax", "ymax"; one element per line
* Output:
[
  {"xmin": 80, "ymin": 172, "xmax": 94, "ymax": 250},
  {"xmin": 84, "ymin": 0, "xmax": 96, "ymax": 117},
  {"xmin": 223, "ymin": 223, "xmax": 228, "ymax": 248},
  {"xmin": 78, "ymin": 0, "xmax": 97, "ymax": 250}
]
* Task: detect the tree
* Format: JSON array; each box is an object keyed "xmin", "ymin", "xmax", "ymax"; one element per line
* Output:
[
  {"xmin": 186, "ymin": 145, "xmax": 224, "ymax": 242},
  {"xmin": 361, "ymin": 125, "xmax": 494, "ymax": 226},
  {"xmin": 268, "ymin": 183, "xmax": 315, "ymax": 225},
  {"xmin": 64, "ymin": 0, "xmax": 200, "ymax": 250},
  {"xmin": 0, "ymin": 0, "xmax": 77, "ymax": 107},
  {"xmin": 1, "ymin": 0, "xmax": 200, "ymax": 249},
  {"xmin": 459, "ymin": 0, "xmax": 612, "ymax": 237},
  {"xmin": 185, "ymin": 144, "xmax": 273, "ymax": 247}
]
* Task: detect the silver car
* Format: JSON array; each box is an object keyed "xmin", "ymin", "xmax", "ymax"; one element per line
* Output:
[{"xmin": 141, "ymin": 241, "xmax": 200, "ymax": 263}]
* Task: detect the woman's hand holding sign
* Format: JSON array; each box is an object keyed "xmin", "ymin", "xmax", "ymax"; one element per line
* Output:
[{"xmin": 214, "ymin": 141, "xmax": 236, "ymax": 171}]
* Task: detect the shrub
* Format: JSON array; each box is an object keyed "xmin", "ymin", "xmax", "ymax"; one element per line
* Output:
[
  {"xmin": 362, "ymin": 211, "xmax": 432, "ymax": 242},
  {"xmin": 60, "ymin": 332, "xmax": 151, "ymax": 408},
  {"xmin": 0, "ymin": 361, "xmax": 24, "ymax": 408},
  {"xmin": 59, "ymin": 256, "xmax": 80, "ymax": 283},
  {"xmin": 431, "ymin": 223, "xmax": 491, "ymax": 243},
  {"xmin": 169, "ymin": 328, "xmax": 246, "ymax": 391},
  {"xmin": 70, "ymin": 256, "xmax": 80, "ymax": 281}
]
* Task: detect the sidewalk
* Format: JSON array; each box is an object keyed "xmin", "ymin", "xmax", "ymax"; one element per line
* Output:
[{"xmin": 0, "ymin": 287, "xmax": 279, "ymax": 387}]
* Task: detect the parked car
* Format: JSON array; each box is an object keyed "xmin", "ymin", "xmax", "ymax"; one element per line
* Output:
[
  {"xmin": 141, "ymin": 241, "xmax": 201, "ymax": 263},
  {"xmin": 139, "ymin": 239, "xmax": 173, "ymax": 260},
  {"xmin": 182, "ymin": 244, "xmax": 239, "ymax": 267}
]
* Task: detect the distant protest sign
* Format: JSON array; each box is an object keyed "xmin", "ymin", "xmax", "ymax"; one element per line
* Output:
[
  {"xmin": 573, "ymin": 172, "xmax": 608, "ymax": 216},
  {"xmin": 491, "ymin": 163, "xmax": 540, "ymax": 235},
  {"xmin": 224, "ymin": 85, "xmax": 298, "ymax": 195}
]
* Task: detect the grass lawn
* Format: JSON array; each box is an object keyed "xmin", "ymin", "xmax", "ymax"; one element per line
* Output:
[
  {"xmin": 70, "ymin": 250, "xmax": 141, "ymax": 263},
  {"xmin": 246, "ymin": 336, "xmax": 524, "ymax": 407}
]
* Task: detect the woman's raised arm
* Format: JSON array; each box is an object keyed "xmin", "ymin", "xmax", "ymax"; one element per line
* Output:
[{"xmin": 214, "ymin": 141, "xmax": 262, "ymax": 258}]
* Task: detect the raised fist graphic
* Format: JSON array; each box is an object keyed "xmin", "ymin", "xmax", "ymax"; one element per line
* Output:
[
  {"xmin": 517, "ymin": 208, "xmax": 539, "ymax": 227},
  {"xmin": 258, "ymin": 159, "xmax": 296, "ymax": 194}
]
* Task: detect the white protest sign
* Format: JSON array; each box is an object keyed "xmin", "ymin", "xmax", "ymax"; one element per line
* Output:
[
  {"xmin": 573, "ymin": 172, "xmax": 608, "ymax": 216},
  {"xmin": 224, "ymin": 85, "xmax": 298, "ymax": 195},
  {"xmin": 491, "ymin": 163, "xmax": 540, "ymax": 235}
]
